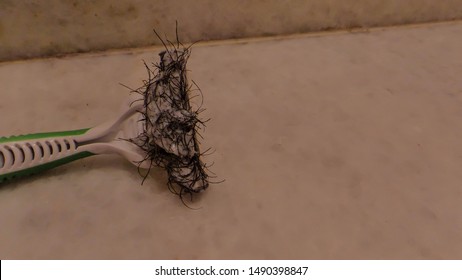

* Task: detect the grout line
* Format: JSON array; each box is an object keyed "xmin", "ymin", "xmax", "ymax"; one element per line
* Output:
[
  {"xmin": 196, "ymin": 18, "xmax": 462, "ymax": 47},
  {"xmin": 1, "ymin": 19, "xmax": 462, "ymax": 66}
]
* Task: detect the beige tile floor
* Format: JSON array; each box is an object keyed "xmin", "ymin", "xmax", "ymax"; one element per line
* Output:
[{"xmin": 0, "ymin": 22, "xmax": 462, "ymax": 259}]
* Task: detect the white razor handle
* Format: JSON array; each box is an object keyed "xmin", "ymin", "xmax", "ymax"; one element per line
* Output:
[{"xmin": 0, "ymin": 98, "xmax": 149, "ymax": 183}]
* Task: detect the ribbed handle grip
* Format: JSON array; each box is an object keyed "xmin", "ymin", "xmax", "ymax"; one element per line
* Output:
[{"xmin": 0, "ymin": 129, "xmax": 93, "ymax": 183}]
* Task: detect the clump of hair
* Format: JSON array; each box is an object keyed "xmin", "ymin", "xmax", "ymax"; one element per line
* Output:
[{"xmin": 128, "ymin": 29, "xmax": 210, "ymax": 200}]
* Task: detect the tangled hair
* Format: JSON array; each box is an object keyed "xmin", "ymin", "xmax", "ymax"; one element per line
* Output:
[{"xmin": 128, "ymin": 30, "xmax": 211, "ymax": 200}]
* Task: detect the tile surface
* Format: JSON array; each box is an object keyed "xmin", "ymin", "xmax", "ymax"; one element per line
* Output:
[
  {"xmin": 0, "ymin": 22, "xmax": 462, "ymax": 259},
  {"xmin": 2, "ymin": 0, "xmax": 462, "ymax": 61}
]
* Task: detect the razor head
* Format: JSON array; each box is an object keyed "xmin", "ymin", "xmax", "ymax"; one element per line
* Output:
[{"xmin": 132, "ymin": 46, "xmax": 209, "ymax": 194}]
